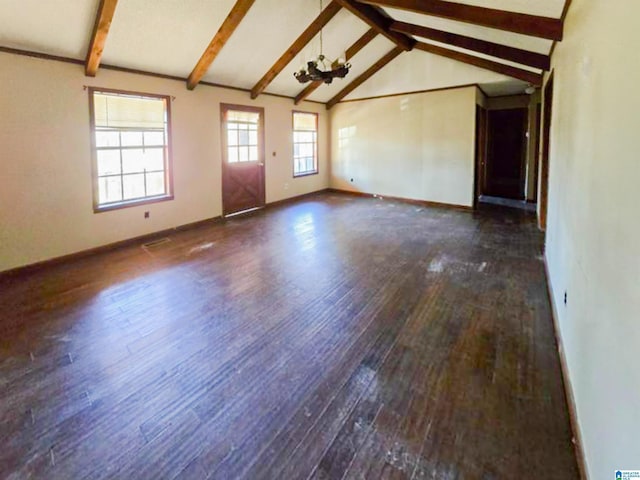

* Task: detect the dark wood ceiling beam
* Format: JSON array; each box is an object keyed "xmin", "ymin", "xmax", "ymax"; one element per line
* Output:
[
  {"xmin": 391, "ymin": 21, "xmax": 550, "ymax": 70},
  {"xmin": 187, "ymin": 0, "xmax": 256, "ymax": 90},
  {"xmin": 333, "ymin": 0, "xmax": 414, "ymax": 51},
  {"xmin": 415, "ymin": 41, "xmax": 542, "ymax": 85},
  {"xmin": 250, "ymin": 1, "xmax": 342, "ymax": 99},
  {"xmin": 358, "ymin": 0, "xmax": 563, "ymax": 41},
  {"xmin": 345, "ymin": 27, "xmax": 379, "ymax": 59},
  {"xmin": 327, "ymin": 46, "xmax": 404, "ymax": 109},
  {"xmin": 294, "ymin": 28, "xmax": 378, "ymax": 105},
  {"xmin": 85, "ymin": 0, "xmax": 119, "ymax": 76}
]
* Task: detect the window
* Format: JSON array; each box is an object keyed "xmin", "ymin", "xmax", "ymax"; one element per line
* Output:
[
  {"xmin": 225, "ymin": 109, "xmax": 260, "ymax": 163},
  {"xmin": 293, "ymin": 111, "xmax": 318, "ymax": 177},
  {"xmin": 89, "ymin": 88, "xmax": 173, "ymax": 212}
]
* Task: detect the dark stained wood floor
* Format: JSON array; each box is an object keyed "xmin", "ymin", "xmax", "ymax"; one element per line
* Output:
[{"xmin": 0, "ymin": 192, "xmax": 579, "ymax": 480}]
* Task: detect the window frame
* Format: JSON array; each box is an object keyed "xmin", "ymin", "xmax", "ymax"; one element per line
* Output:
[
  {"xmin": 292, "ymin": 110, "xmax": 319, "ymax": 178},
  {"xmin": 88, "ymin": 87, "xmax": 174, "ymax": 213}
]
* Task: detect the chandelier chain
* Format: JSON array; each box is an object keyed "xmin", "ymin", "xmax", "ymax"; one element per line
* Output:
[
  {"xmin": 319, "ymin": 0, "xmax": 323, "ymax": 57},
  {"xmin": 292, "ymin": 0, "xmax": 350, "ymax": 85}
]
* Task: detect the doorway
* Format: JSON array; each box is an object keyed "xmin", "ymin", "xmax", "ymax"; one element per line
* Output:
[
  {"xmin": 221, "ymin": 104, "xmax": 265, "ymax": 216},
  {"xmin": 539, "ymin": 74, "xmax": 554, "ymax": 230},
  {"xmin": 483, "ymin": 107, "xmax": 528, "ymax": 200}
]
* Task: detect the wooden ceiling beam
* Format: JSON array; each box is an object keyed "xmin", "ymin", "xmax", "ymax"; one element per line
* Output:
[
  {"xmin": 415, "ymin": 41, "xmax": 542, "ymax": 85},
  {"xmin": 85, "ymin": 0, "xmax": 119, "ymax": 76},
  {"xmin": 333, "ymin": 0, "xmax": 414, "ymax": 51},
  {"xmin": 391, "ymin": 21, "xmax": 550, "ymax": 70},
  {"xmin": 326, "ymin": 46, "xmax": 404, "ymax": 109},
  {"xmin": 294, "ymin": 28, "xmax": 378, "ymax": 105},
  {"xmin": 358, "ymin": 0, "xmax": 563, "ymax": 41},
  {"xmin": 250, "ymin": 1, "xmax": 342, "ymax": 99},
  {"xmin": 187, "ymin": 0, "xmax": 256, "ymax": 90},
  {"xmin": 345, "ymin": 27, "xmax": 380, "ymax": 59}
]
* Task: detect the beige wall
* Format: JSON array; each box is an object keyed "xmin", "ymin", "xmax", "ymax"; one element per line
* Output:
[
  {"xmin": 544, "ymin": 0, "xmax": 640, "ymax": 478},
  {"xmin": 0, "ymin": 52, "xmax": 329, "ymax": 272},
  {"xmin": 330, "ymin": 86, "xmax": 477, "ymax": 207}
]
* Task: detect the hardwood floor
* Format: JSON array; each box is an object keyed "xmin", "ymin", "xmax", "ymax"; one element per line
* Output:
[{"xmin": 0, "ymin": 192, "xmax": 579, "ymax": 479}]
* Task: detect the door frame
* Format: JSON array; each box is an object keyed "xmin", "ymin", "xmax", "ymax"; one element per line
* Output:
[
  {"xmin": 539, "ymin": 73, "xmax": 554, "ymax": 230},
  {"xmin": 474, "ymin": 105, "xmax": 488, "ymax": 207},
  {"xmin": 484, "ymin": 107, "xmax": 529, "ymax": 200},
  {"xmin": 220, "ymin": 103, "xmax": 266, "ymax": 216}
]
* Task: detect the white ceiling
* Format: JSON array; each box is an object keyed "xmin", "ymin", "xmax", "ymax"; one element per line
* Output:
[{"xmin": 0, "ymin": 0, "xmax": 566, "ymax": 102}]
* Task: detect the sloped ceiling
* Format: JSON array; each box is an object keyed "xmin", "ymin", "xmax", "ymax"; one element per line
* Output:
[{"xmin": 0, "ymin": 0, "xmax": 567, "ymax": 103}]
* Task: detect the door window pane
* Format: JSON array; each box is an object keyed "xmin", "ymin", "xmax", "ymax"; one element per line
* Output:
[{"xmin": 225, "ymin": 110, "xmax": 260, "ymax": 164}]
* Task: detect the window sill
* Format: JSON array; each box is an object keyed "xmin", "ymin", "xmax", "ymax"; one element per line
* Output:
[
  {"xmin": 94, "ymin": 194, "xmax": 174, "ymax": 213},
  {"xmin": 293, "ymin": 171, "xmax": 319, "ymax": 178}
]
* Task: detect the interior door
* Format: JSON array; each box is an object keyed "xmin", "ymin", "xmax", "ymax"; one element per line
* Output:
[
  {"xmin": 221, "ymin": 104, "xmax": 265, "ymax": 216},
  {"xmin": 484, "ymin": 108, "xmax": 528, "ymax": 200}
]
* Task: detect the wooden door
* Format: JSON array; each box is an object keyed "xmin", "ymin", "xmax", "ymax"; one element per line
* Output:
[
  {"xmin": 484, "ymin": 108, "xmax": 528, "ymax": 200},
  {"xmin": 540, "ymin": 75, "xmax": 554, "ymax": 230},
  {"xmin": 221, "ymin": 104, "xmax": 265, "ymax": 216}
]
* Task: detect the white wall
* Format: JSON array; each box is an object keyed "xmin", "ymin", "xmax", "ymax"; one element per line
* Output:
[
  {"xmin": 544, "ymin": 0, "xmax": 640, "ymax": 478},
  {"xmin": 0, "ymin": 52, "xmax": 329, "ymax": 272},
  {"xmin": 329, "ymin": 86, "xmax": 477, "ymax": 207}
]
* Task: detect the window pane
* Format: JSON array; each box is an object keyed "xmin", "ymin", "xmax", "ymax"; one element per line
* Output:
[
  {"xmin": 239, "ymin": 147, "xmax": 249, "ymax": 162},
  {"xmin": 301, "ymin": 131, "xmax": 314, "ymax": 143},
  {"xmin": 95, "ymin": 131, "xmax": 120, "ymax": 147},
  {"xmin": 294, "ymin": 144, "xmax": 300, "ymax": 157},
  {"xmin": 239, "ymin": 129, "xmax": 249, "ymax": 146},
  {"xmin": 143, "ymin": 148, "xmax": 165, "ymax": 172},
  {"xmin": 97, "ymin": 149, "xmax": 121, "ymax": 176},
  {"xmin": 300, "ymin": 143, "xmax": 313, "ymax": 157},
  {"xmin": 249, "ymin": 146, "xmax": 258, "ymax": 161},
  {"xmin": 249, "ymin": 130, "xmax": 258, "ymax": 145},
  {"xmin": 146, "ymin": 172, "xmax": 165, "ymax": 196},
  {"xmin": 123, "ymin": 174, "xmax": 146, "ymax": 199},
  {"xmin": 99, "ymin": 176, "xmax": 123, "ymax": 204},
  {"xmin": 227, "ymin": 129, "xmax": 238, "ymax": 146},
  {"xmin": 122, "ymin": 149, "xmax": 145, "ymax": 173},
  {"xmin": 144, "ymin": 131, "xmax": 165, "ymax": 146},
  {"xmin": 228, "ymin": 146, "xmax": 239, "ymax": 163},
  {"xmin": 121, "ymin": 131, "xmax": 143, "ymax": 147}
]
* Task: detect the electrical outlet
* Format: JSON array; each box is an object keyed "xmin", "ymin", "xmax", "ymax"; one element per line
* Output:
[
  {"xmin": 284, "ymin": 183, "xmax": 289, "ymax": 190},
  {"xmin": 144, "ymin": 211, "xmax": 150, "ymax": 219}
]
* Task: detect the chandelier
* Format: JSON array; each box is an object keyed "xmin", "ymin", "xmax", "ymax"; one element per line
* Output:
[{"xmin": 294, "ymin": 0, "xmax": 350, "ymax": 84}]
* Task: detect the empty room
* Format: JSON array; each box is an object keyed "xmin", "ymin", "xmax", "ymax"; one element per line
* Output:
[{"xmin": 0, "ymin": 0, "xmax": 637, "ymax": 479}]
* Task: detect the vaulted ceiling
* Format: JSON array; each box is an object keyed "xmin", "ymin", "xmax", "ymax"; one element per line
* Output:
[{"xmin": 0, "ymin": 0, "xmax": 569, "ymax": 105}]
